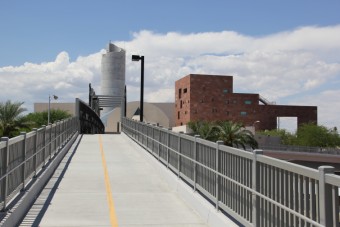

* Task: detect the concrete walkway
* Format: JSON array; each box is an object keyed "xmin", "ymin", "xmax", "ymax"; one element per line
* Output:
[{"xmin": 32, "ymin": 134, "xmax": 209, "ymax": 227}]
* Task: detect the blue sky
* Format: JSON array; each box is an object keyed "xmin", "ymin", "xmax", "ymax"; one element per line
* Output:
[
  {"xmin": 1, "ymin": 0, "xmax": 340, "ymax": 131},
  {"xmin": 1, "ymin": 0, "xmax": 339, "ymax": 66}
]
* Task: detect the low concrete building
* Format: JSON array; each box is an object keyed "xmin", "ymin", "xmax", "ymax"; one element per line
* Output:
[{"xmin": 101, "ymin": 101, "xmax": 175, "ymax": 133}]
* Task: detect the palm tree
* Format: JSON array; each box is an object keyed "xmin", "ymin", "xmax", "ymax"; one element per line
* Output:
[
  {"xmin": 216, "ymin": 121, "xmax": 258, "ymax": 149},
  {"xmin": 187, "ymin": 120, "xmax": 219, "ymax": 141},
  {"xmin": 0, "ymin": 100, "xmax": 29, "ymax": 137}
]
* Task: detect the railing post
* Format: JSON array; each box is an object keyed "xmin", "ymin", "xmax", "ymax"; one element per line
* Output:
[
  {"xmin": 193, "ymin": 135, "xmax": 200, "ymax": 191},
  {"xmin": 158, "ymin": 126, "xmax": 162, "ymax": 161},
  {"xmin": 49, "ymin": 123, "xmax": 52, "ymax": 159},
  {"xmin": 42, "ymin": 125, "xmax": 46, "ymax": 166},
  {"xmin": 33, "ymin": 128, "xmax": 38, "ymax": 176},
  {"xmin": 215, "ymin": 140, "xmax": 223, "ymax": 210},
  {"xmin": 252, "ymin": 149, "xmax": 263, "ymax": 227},
  {"xmin": 152, "ymin": 124, "xmax": 155, "ymax": 154},
  {"xmin": 1, "ymin": 137, "xmax": 10, "ymax": 211},
  {"xmin": 54, "ymin": 122, "xmax": 57, "ymax": 155},
  {"xmin": 177, "ymin": 132, "xmax": 184, "ymax": 178},
  {"xmin": 167, "ymin": 128, "xmax": 171, "ymax": 169},
  {"xmin": 318, "ymin": 166, "xmax": 335, "ymax": 227},
  {"xmin": 57, "ymin": 120, "xmax": 60, "ymax": 150},
  {"xmin": 20, "ymin": 132, "xmax": 27, "ymax": 190}
]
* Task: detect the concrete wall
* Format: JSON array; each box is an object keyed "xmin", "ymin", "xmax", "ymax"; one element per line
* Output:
[{"xmin": 102, "ymin": 101, "xmax": 175, "ymax": 133}]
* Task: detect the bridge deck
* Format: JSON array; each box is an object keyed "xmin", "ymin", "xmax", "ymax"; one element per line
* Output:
[{"xmin": 23, "ymin": 134, "xmax": 210, "ymax": 227}]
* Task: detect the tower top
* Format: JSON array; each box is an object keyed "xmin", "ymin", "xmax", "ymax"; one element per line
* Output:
[{"xmin": 106, "ymin": 43, "xmax": 124, "ymax": 53}]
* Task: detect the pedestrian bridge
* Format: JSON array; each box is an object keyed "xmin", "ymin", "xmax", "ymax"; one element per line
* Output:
[
  {"xmin": 19, "ymin": 133, "xmax": 232, "ymax": 227},
  {"xmin": 1, "ymin": 99, "xmax": 340, "ymax": 227}
]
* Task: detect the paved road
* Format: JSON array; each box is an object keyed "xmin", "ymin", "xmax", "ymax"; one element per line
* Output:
[{"xmin": 23, "ymin": 134, "xmax": 210, "ymax": 227}]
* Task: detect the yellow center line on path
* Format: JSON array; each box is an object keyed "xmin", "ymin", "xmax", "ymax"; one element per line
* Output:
[{"xmin": 99, "ymin": 134, "xmax": 118, "ymax": 227}]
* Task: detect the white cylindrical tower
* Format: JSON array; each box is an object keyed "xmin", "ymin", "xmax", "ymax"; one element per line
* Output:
[{"xmin": 101, "ymin": 43, "xmax": 126, "ymax": 114}]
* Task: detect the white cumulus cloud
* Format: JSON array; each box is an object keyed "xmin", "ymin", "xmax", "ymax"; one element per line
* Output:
[{"xmin": 1, "ymin": 25, "xmax": 340, "ymax": 130}]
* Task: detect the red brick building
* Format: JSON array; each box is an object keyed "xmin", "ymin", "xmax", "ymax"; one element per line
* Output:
[{"xmin": 175, "ymin": 74, "xmax": 317, "ymax": 131}]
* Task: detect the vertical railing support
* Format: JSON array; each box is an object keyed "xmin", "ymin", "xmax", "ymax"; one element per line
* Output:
[
  {"xmin": 167, "ymin": 128, "xmax": 171, "ymax": 169},
  {"xmin": 158, "ymin": 126, "xmax": 162, "ymax": 161},
  {"xmin": 48, "ymin": 123, "xmax": 52, "ymax": 160},
  {"xmin": 33, "ymin": 128, "xmax": 38, "ymax": 177},
  {"xmin": 42, "ymin": 125, "xmax": 46, "ymax": 166},
  {"xmin": 318, "ymin": 166, "xmax": 335, "ymax": 227},
  {"xmin": 193, "ymin": 135, "xmax": 200, "ymax": 191},
  {"xmin": 20, "ymin": 132, "xmax": 27, "ymax": 190},
  {"xmin": 1, "ymin": 137, "xmax": 10, "ymax": 211},
  {"xmin": 54, "ymin": 122, "xmax": 57, "ymax": 156},
  {"xmin": 177, "ymin": 132, "xmax": 183, "ymax": 178},
  {"xmin": 252, "ymin": 149, "xmax": 263, "ymax": 227},
  {"xmin": 215, "ymin": 140, "xmax": 223, "ymax": 210},
  {"xmin": 56, "ymin": 120, "xmax": 60, "ymax": 150}
]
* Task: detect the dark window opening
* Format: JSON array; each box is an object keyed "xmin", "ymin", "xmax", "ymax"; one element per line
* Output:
[
  {"xmin": 178, "ymin": 111, "xmax": 180, "ymax": 119},
  {"xmin": 179, "ymin": 89, "xmax": 182, "ymax": 99},
  {"xmin": 183, "ymin": 88, "xmax": 187, "ymax": 93}
]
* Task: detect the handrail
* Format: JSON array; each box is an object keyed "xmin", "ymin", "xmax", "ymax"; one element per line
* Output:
[
  {"xmin": 122, "ymin": 117, "xmax": 340, "ymax": 227},
  {"xmin": 0, "ymin": 117, "xmax": 79, "ymax": 211},
  {"xmin": 76, "ymin": 98, "xmax": 104, "ymax": 134}
]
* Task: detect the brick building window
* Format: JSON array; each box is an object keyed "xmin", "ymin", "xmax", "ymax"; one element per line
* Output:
[
  {"xmin": 245, "ymin": 100, "xmax": 252, "ymax": 105},
  {"xmin": 183, "ymin": 88, "xmax": 187, "ymax": 93},
  {"xmin": 223, "ymin": 89, "xmax": 228, "ymax": 93},
  {"xmin": 240, "ymin": 111, "xmax": 247, "ymax": 116},
  {"xmin": 178, "ymin": 111, "xmax": 180, "ymax": 119},
  {"xmin": 179, "ymin": 89, "xmax": 182, "ymax": 99}
]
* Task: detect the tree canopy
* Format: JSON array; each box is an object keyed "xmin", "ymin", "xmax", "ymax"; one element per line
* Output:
[
  {"xmin": 188, "ymin": 120, "xmax": 258, "ymax": 149},
  {"xmin": 0, "ymin": 100, "xmax": 29, "ymax": 137},
  {"xmin": 24, "ymin": 109, "xmax": 72, "ymax": 128},
  {"xmin": 258, "ymin": 123, "xmax": 340, "ymax": 148}
]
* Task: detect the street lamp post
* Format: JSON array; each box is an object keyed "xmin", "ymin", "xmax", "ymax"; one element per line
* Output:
[
  {"xmin": 132, "ymin": 55, "xmax": 144, "ymax": 122},
  {"xmin": 48, "ymin": 95, "xmax": 58, "ymax": 124}
]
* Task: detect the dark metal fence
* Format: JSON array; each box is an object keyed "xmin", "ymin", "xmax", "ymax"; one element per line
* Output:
[
  {"xmin": 122, "ymin": 117, "xmax": 340, "ymax": 227},
  {"xmin": 0, "ymin": 117, "xmax": 78, "ymax": 211},
  {"xmin": 76, "ymin": 98, "xmax": 104, "ymax": 134}
]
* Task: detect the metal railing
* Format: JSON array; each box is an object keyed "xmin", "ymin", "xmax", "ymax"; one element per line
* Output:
[
  {"xmin": 259, "ymin": 143, "xmax": 340, "ymax": 155},
  {"xmin": 76, "ymin": 98, "xmax": 104, "ymax": 134},
  {"xmin": 0, "ymin": 117, "xmax": 79, "ymax": 211},
  {"xmin": 122, "ymin": 117, "xmax": 340, "ymax": 227}
]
